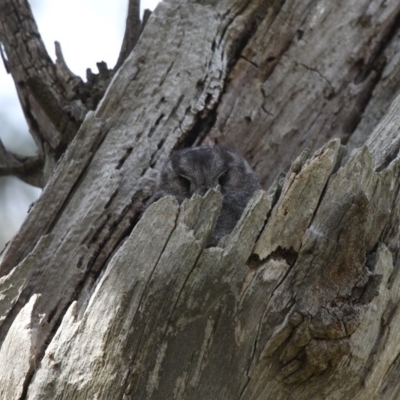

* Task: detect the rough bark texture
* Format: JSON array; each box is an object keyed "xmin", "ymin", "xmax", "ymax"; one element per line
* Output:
[
  {"xmin": 0, "ymin": 0, "xmax": 140, "ymax": 186},
  {"xmin": 1, "ymin": 0, "xmax": 400, "ymax": 399}
]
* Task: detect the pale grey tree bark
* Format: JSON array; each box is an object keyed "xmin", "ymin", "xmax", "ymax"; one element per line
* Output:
[{"xmin": 1, "ymin": 0, "xmax": 400, "ymax": 399}]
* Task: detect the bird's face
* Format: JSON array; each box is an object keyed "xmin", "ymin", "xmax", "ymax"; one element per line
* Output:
[
  {"xmin": 154, "ymin": 145, "xmax": 261, "ymax": 245},
  {"xmin": 159, "ymin": 145, "xmax": 256, "ymax": 203}
]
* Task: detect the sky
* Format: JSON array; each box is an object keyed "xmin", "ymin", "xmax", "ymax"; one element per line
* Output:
[{"xmin": 0, "ymin": 0, "xmax": 161, "ymax": 249}]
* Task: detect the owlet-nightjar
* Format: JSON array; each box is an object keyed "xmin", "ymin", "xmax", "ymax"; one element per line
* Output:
[{"xmin": 152, "ymin": 145, "xmax": 261, "ymax": 245}]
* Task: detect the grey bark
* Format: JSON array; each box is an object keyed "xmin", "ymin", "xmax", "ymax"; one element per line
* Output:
[
  {"xmin": 1, "ymin": 0, "xmax": 400, "ymax": 399},
  {"xmin": 0, "ymin": 0, "xmax": 140, "ymax": 186}
]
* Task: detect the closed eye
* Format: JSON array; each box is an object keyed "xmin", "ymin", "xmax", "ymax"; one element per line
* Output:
[
  {"xmin": 218, "ymin": 170, "xmax": 229, "ymax": 186},
  {"xmin": 179, "ymin": 175, "xmax": 191, "ymax": 189}
]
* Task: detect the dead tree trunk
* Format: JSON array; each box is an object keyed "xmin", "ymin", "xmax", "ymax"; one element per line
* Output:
[{"xmin": 1, "ymin": 0, "xmax": 400, "ymax": 399}]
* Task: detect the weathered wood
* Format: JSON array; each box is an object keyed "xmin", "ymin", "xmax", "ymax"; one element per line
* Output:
[
  {"xmin": 207, "ymin": 0, "xmax": 400, "ymax": 187},
  {"xmin": 23, "ymin": 189, "xmax": 268, "ymax": 399},
  {"xmin": 3, "ymin": 128, "xmax": 397, "ymax": 399},
  {"xmin": 0, "ymin": 0, "xmax": 83, "ymax": 183},
  {"xmin": 0, "ymin": 0, "xmax": 271, "ymax": 367},
  {"xmin": 254, "ymin": 139, "xmax": 346, "ymax": 259},
  {"xmin": 1, "ymin": 0, "xmax": 400, "ymax": 398},
  {"xmin": 0, "ymin": 0, "xmax": 133, "ymax": 186},
  {"xmin": 241, "ymin": 145, "xmax": 400, "ymax": 399},
  {"xmin": 0, "ymin": 235, "xmax": 52, "ymax": 324},
  {"xmin": 114, "ymin": 0, "xmax": 142, "ymax": 71},
  {"xmin": 0, "ymin": 141, "xmax": 43, "ymax": 187},
  {"xmin": 0, "ymin": 294, "xmax": 43, "ymax": 400}
]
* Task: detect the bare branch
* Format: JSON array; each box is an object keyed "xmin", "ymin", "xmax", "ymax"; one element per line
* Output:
[
  {"xmin": 55, "ymin": 41, "xmax": 77, "ymax": 81},
  {"xmin": 0, "ymin": 139, "xmax": 44, "ymax": 187},
  {"xmin": 54, "ymin": 41, "xmax": 84, "ymax": 98},
  {"xmin": 0, "ymin": 42, "xmax": 9, "ymax": 73},
  {"xmin": 140, "ymin": 9, "xmax": 152, "ymax": 36},
  {"xmin": 0, "ymin": 0, "xmax": 91, "ymax": 186},
  {"xmin": 0, "ymin": 0, "xmax": 83, "ymax": 149},
  {"xmin": 0, "ymin": 0, "xmax": 143, "ymax": 185},
  {"xmin": 114, "ymin": 0, "xmax": 141, "ymax": 71}
]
